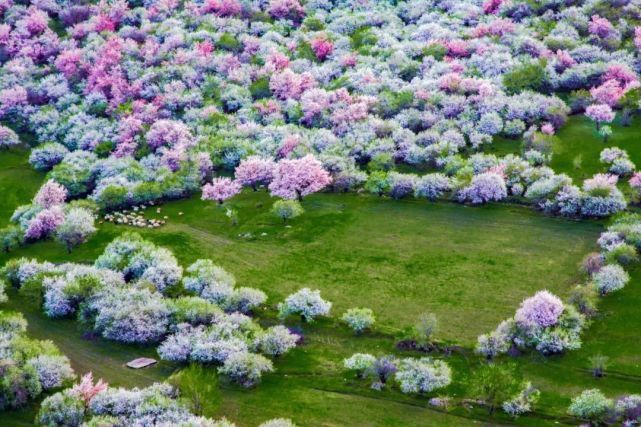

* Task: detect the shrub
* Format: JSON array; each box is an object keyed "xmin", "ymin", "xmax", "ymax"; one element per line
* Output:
[
  {"xmin": 503, "ymin": 61, "xmax": 547, "ymax": 94},
  {"xmin": 592, "ymin": 264, "xmax": 629, "ymax": 295},
  {"xmin": 341, "ymin": 308, "xmax": 375, "ymax": 334},
  {"xmin": 604, "ymin": 243, "xmax": 638, "ymax": 266},
  {"xmin": 343, "ymin": 353, "xmax": 376, "ymax": 378},
  {"xmin": 502, "ymin": 382, "xmax": 540, "ymax": 417},
  {"xmin": 278, "ymin": 288, "xmax": 332, "ymax": 322},
  {"xmin": 395, "ymin": 358, "xmax": 452, "ymax": 394},
  {"xmin": 256, "ymin": 325, "xmax": 299, "ymax": 356},
  {"xmin": 218, "ymin": 352, "xmax": 273, "ymax": 387},
  {"xmin": 37, "ymin": 389, "xmax": 86, "ymax": 427},
  {"xmin": 272, "ymin": 199, "xmax": 304, "ymax": 223},
  {"xmin": 55, "ymin": 208, "xmax": 96, "ymax": 252},
  {"xmin": 568, "ymin": 389, "xmax": 613, "ymax": 424}
]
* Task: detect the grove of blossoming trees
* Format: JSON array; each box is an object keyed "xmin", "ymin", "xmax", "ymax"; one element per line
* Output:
[{"xmin": 4, "ymin": 0, "xmax": 641, "ymax": 424}]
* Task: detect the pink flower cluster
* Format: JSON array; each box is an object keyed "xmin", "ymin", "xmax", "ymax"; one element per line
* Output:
[
  {"xmin": 269, "ymin": 69, "xmax": 317, "ymax": 100},
  {"xmin": 267, "ymin": 0, "xmax": 304, "ymax": 21}
]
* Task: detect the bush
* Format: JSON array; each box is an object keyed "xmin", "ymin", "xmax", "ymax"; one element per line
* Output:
[
  {"xmin": 568, "ymin": 389, "xmax": 613, "ymax": 424},
  {"xmin": 343, "ymin": 353, "xmax": 376, "ymax": 378},
  {"xmin": 271, "ymin": 200, "xmax": 304, "ymax": 223},
  {"xmin": 37, "ymin": 389, "xmax": 86, "ymax": 427},
  {"xmin": 256, "ymin": 325, "xmax": 299, "ymax": 356},
  {"xmin": 218, "ymin": 352, "xmax": 273, "ymax": 387},
  {"xmin": 278, "ymin": 288, "xmax": 332, "ymax": 322},
  {"xmin": 592, "ymin": 264, "xmax": 629, "ymax": 295},
  {"xmin": 604, "ymin": 243, "xmax": 638, "ymax": 266},
  {"xmin": 341, "ymin": 308, "xmax": 375, "ymax": 334},
  {"xmin": 503, "ymin": 61, "xmax": 547, "ymax": 94},
  {"xmin": 395, "ymin": 358, "xmax": 452, "ymax": 394}
]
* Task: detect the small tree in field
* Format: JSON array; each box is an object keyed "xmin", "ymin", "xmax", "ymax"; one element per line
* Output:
[
  {"xmin": 272, "ymin": 199, "xmax": 304, "ymax": 223},
  {"xmin": 469, "ymin": 363, "xmax": 522, "ymax": 415},
  {"xmin": 55, "ymin": 208, "xmax": 96, "ymax": 252}
]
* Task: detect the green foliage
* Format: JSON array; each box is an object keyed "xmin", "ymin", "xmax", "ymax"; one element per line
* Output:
[
  {"xmin": 503, "ymin": 60, "xmax": 547, "ymax": 95},
  {"xmin": 377, "ymin": 90, "xmax": 414, "ymax": 118},
  {"xmin": 421, "ymin": 43, "xmax": 447, "ymax": 60},
  {"xmin": 94, "ymin": 141, "xmax": 115, "ymax": 158},
  {"xmin": 605, "ymin": 243, "xmax": 638, "ymax": 266},
  {"xmin": 250, "ymin": 76, "xmax": 272, "ymax": 100},
  {"xmin": 296, "ymin": 40, "xmax": 317, "ymax": 62},
  {"xmin": 350, "ymin": 26, "xmax": 377, "ymax": 51},
  {"xmin": 302, "ymin": 16, "xmax": 325, "ymax": 31},
  {"xmin": 367, "ymin": 153, "xmax": 394, "ymax": 172},
  {"xmin": 218, "ymin": 33, "xmax": 242, "ymax": 52},
  {"xmin": 97, "ymin": 185, "xmax": 128, "ymax": 210},
  {"xmin": 469, "ymin": 363, "xmax": 523, "ymax": 414},
  {"xmin": 170, "ymin": 364, "xmax": 221, "ymax": 416},
  {"xmin": 0, "ymin": 224, "xmax": 22, "ymax": 252},
  {"xmin": 364, "ymin": 171, "xmax": 390, "ymax": 195}
]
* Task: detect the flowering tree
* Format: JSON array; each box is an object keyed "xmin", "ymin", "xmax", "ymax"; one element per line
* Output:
[
  {"xmin": 585, "ymin": 104, "xmax": 615, "ymax": 130},
  {"xmin": 234, "ymin": 156, "xmax": 276, "ymax": 190},
  {"xmin": 269, "ymin": 155, "xmax": 331, "ymax": 201},
  {"xmin": 341, "ymin": 308, "xmax": 375, "ymax": 334},
  {"xmin": 202, "ymin": 177, "xmax": 242, "ymax": 205},
  {"xmin": 514, "ymin": 290, "xmax": 564, "ymax": 329},
  {"xmin": 278, "ymin": 288, "xmax": 332, "ymax": 322},
  {"xmin": 457, "ymin": 173, "xmax": 507, "ymax": 204},
  {"xmin": 55, "ymin": 207, "xmax": 96, "ymax": 252},
  {"xmin": 0, "ymin": 125, "xmax": 20, "ymax": 149},
  {"xmin": 34, "ymin": 180, "xmax": 67, "ymax": 209},
  {"xmin": 395, "ymin": 358, "xmax": 452, "ymax": 394}
]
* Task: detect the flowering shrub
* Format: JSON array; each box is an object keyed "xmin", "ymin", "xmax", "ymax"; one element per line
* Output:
[
  {"xmin": 568, "ymin": 389, "xmax": 613, "ymax": 424},
  {"xmin": 592, "ymin": 264, "xmax": 629, "ymax": 295},
  {"xmin": 457, "ymin": 172, "xmax": 507, "ymax": 204},
  {"xmin": 477, "ymin": 290, "xmax": 584, "ymax": 356},
  {"xmin": 343, "ymin": 353, "xmax": 377, "ymax": 378},
  {"xmin": 395, "ymin": 358, "xmax": 452, "ymax": 394},
  {"xmin": 39, "ymin": 380, "xmax": 231, "ymax": 426},
  {"xmin": 341, "ymin": 308, "xmax": 376, "ymax": 334}
]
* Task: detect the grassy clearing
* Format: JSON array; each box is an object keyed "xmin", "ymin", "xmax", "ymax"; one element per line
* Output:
[
  {"xmin": 552, "ymin": 115, "xmax": 641, "ymax": 181},
  {"xmin": 1, "ymin": 143, "xmax": 640, "ymax": 426}
]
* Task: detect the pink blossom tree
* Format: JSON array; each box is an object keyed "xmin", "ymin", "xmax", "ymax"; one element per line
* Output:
[
  {"xmin": 269, "ymin": 155, "xmax": 332, "ymax": 201},
  {"xmin": 70, "ymin": 372, "xmax": 108, "ymax": 404},
  {"xmin": 34, "ymin": 180, "xmax": 68, "ymax": 209},
  {"xmin": 202, "ymin": 177, "xmax": 242, "ymax": 204},
  {"xmin": 234, "ymin": 156, "xmax": 276, "ymax": 191},
  {"xmin": 585, "ymin": 104, "xmax": 615, "ymax": 130}
]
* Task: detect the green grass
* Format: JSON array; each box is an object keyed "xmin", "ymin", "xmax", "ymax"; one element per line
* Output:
[
  {"xmin": 0, "ymin": 146, "xmax": 45, "ymax": 227},
  {"xmin": 551, "ymin": 115, "xmax": 641, "ymax": 182},
  {"xmin": 1, "ymin": 141, "xmax": 641, "ymax": 426}
]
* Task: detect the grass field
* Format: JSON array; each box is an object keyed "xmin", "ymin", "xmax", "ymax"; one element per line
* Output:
[{"xmin": 1, "ymin": 120, "xmax": 641, "ymax": 426}]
